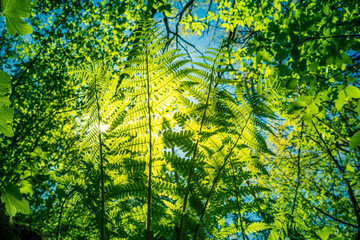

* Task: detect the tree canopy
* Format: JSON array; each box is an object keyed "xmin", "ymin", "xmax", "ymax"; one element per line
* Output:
[{"xmin": 0, "ymin": 0, "xmax": 359, "ymax": 239}]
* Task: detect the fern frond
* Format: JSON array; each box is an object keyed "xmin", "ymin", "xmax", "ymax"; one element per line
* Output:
[
  {"xmin": 163, "ymin": 151, "xmax": 197, "ymax": 170},
  {"xmin": 238, "ymin": 185, "xmax": 271, "ymax": 198},
  {"xmin": 163, "ymin": 130, "xmax": 194, "ymax": 152},
  {"xmin": 108, "ymin": 181, "xmax": 147, "ymax": 200},
  {"xmin": 245, "ymin": 222, "xmax": 272, "ymax": 234}
]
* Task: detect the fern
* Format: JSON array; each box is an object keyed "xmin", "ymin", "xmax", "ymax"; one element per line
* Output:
[
  {"xmin": 245, "ymin": 222, "xmax": 272, "ymax": 234},
  {"xmin": 172, "ymin": 46, "xmax": 234, "ymax": 240},
  {"xmin": 176, "ymin": 47, "xmax": 275, "ymax": 239},
  {"xmin": 69, "ymin": 18, "xmax": 276, "ymax": 240},
  {"xmin": 69, "ymin": 62, "xmax": 118, "ymax": 239},
  {"xmin": 104, "ymin": 18, "xmax": 190, "ymax": 239}
]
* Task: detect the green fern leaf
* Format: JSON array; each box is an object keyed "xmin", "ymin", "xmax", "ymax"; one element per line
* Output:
[{"xmin": 245, "ymin": 222, "xmax": 272, "ymax": 234}]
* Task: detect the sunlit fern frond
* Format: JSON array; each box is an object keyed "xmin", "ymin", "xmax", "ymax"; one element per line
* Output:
[
  {"xmin": 168, "ymin": 45, "xmax": 277, "ymax": 239},
  {"xmin": 69, "ymin": 61, "xmax": 119, "ymax": 239},
  {"xmin": 101, "ymin": 18, "xmax": 191, "ymax": 238}
]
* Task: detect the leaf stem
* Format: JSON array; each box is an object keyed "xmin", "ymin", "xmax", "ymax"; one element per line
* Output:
[
  {"xmin": 193, "ymin": 110, "xmax": 253, "ymax": 240},
  {"xmin": 178, "ymin": 53, "xmax": 218, "ymax": 240},
  {"xmin": 230, "ymin": 160, "xmax": 246, "ymax": 240},
  {"xmin": 94, "ymin": 75, "xmax": 106, "ymax": 240},
  {"xmin": 146, "ymin": 36, "xmax": 153, "ymax": 240}
]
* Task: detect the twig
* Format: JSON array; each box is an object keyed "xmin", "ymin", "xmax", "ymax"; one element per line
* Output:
[
  {"xmin": 312, "ymin": 122, "xmax": 360, "ymax": 228},
  {"xmin": 10, "ymin": 7, "xmax": 71, "ymax": 99},
  {"xmin": 272, "ymin": 156, "xmax": 359, "ymax": 229},
  {"xmin": 314, "ymin": 116, "xmax": 349, "ymax": 143},
  {"xmin": 175, "ymin": 0, "xmax": 195, "ymax": 35},
  {"xmin": 169, "ymin": 30, "xmax": 204, "ymax": 56},
  {"xmin": 300, "ymin": 194, "xmax": 359, "ymax": 229}
]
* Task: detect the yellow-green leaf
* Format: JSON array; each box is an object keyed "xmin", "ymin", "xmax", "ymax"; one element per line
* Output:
[
  {"xmin": 1, "ymin": 0, "xmax": 33, "ymax": 35},
  {"xmin": 335, "ymin": 90, "xmax": 346, "ymax": 111},
  {"xmin": 349, "ymin": 130, "xmax": 360, "ymax": 151},
  {"xmin": 246, "ymin": 222, "xmax": 272, "ymax": 234},
  {"xmin": 319, "ymin": 226, "xmax": 334, "ymax": 240},
  {"xmin": 345, "ymin": 85, "xmax": 360, "ymax": 99},
  {"xmin": 1, "ymin": 183, "xmax": 30, "ymax": 217}
]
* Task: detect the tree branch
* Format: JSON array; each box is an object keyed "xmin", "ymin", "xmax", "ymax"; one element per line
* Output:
[
  {"xmin": 175, "ymin": 0, "xmax": 195, "ymax": 35},
  {"xmin": 312, "ymin": 122, "xmax": 360, "ymax": 228},
  {"xmin": 300, "ymin": 194, "xmax": 359, "ymax": 229},
  {"xmin": 10, "ymin": 7, "xmax": 71, "ymax": 99}
]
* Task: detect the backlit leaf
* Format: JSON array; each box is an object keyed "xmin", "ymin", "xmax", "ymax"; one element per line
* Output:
[
  {"xmin": 1, "ymin": 0, "xmax": 33, "ymax": 35},
  {"xmin": 0, "ymin": 105, "xmax": 14, "ymax": 137},
  {"xmin": 319, "ymin": 226, "xmax": 334, "ymax": 240},
  {"xmin": 349, "ymin": 130, "xmax": 360, "ymax": 151},
  {"xmin": 1, "ymin": 183, "xmax": 30, "ymax": 217},
  {"xmin": 335, "ymin": 90, "xmax": 346, "ymax": 111},
  {"xmin": 246, "ymin": 222, "xmax": 272, "ymax": 234},
  {"xmin": 345, "ymin": 85, "xmax": 360, "ymax": 99}
]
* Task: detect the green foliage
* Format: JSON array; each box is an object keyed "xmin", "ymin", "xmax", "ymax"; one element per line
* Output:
[
  {"xmin": 64, "ymin": 18, "xmax": 276, "ymax": 239},
  {"xmin": 1, "ymin": 183, "xmax": 30, "ymax": 217},
  {"xmin": 245, "ymin": 222, "xmax": 272, "ymax": 234},
  {"xmin": 0, "ymin": 70, "xmax": 10, "ymax": 105},
  {"xmin": 0, "ymin": 105, "xmax": 13, "ymax": 137},
  {"xmin": 0, "ymin": 0, "xmax": 33, "ymax": 35},
  {"xmin": 350, "ymin": 130, "xmax": 360, "ymax": 151},
  {"xmin": 0, "ymin": 71, "xmax": 13, "ymax": 137},
  {"xmin": 318, "ymin": 226, "xmax": 336, "ymax": 240},
  {"xmin": 0, "ymin": 0, "xmax": 359, "ymax": 239}
]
